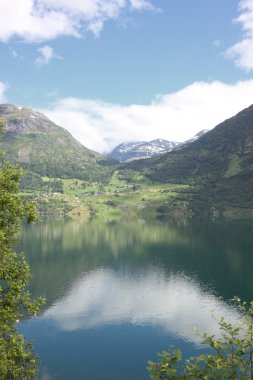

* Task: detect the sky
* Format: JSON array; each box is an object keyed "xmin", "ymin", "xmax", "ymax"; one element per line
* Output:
[{"xmin": 1, "ymin": 0, "xmax": 253, "ymax": 153}]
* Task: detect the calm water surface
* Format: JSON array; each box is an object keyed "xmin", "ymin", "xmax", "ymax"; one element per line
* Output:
[{"xmin": 19, "ymin": 219, "xmax": 253, "ymax": 379}]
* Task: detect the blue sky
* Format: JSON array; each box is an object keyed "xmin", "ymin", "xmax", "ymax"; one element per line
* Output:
[{"xmin": 1, "ymin": 0, "xmax": 253, "ymax": 152}]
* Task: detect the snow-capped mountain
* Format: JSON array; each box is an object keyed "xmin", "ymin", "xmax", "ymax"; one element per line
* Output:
[
  {"xmin": 108, "ymin": 131, "xmax": 209, "ymax": 162},
  {"xmin": 108, "ymin": 139, "xmax": 180, "ymax": 162},
  {"xmin": 173, "ymin": 130, "xmax": 209, "ymax": 152}
]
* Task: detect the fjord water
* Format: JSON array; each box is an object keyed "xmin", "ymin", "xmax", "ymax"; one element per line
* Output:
[{"xmin": 19, "ymin": 219, "xmax": 253, "ymax": 379}]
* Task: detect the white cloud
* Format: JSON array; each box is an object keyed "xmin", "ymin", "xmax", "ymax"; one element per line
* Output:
[
  {"xmin": 226, "ymin": 0, "xmax": 253, "ymax": 70},
  {"xmin": 213, "ymin": 39, "xmax": 221, "ymax": 48},
  {"xmin": 0, "ymin": 0, "xmax": 156, "ymax": 43},
  {"xmin": 10, "ymin": 48, "xmax": 18, "ymax": 58},
  {"xmin": 43, "ymin": 79, "xmax": 253, "ymax": 153},
  {"xmin": 0, "ymin": 82, "xmax": 7, "ymax": 103},
  {"xmin": 35, "ymin": 45, "xmax": 60, "ymax": 66},
  {"xmin": 129, "ymin": 0, "xmax": 155, "ymax": 11},
  {"xmin": 43, "ymin": 268, "xmax": 239, "ymax": 343}
]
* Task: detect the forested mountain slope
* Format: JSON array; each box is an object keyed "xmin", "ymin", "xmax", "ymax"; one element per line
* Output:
[
  {"xmin": 128, "ymin": 105, "xmax": 253, "ymax": 213},
  {"xmin": 0, "ymin": 104, "xmax": 114, "ymax": 182}
]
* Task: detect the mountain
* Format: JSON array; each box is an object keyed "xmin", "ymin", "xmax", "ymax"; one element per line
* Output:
[
  {"xmin": 175, "ymin": 130, "xmax": 209, "ymax": 150},
  {"xmin": 128, "ymin": 105, "xmax": 253, "ymax": 214},
  {"xmin": 0, "ymin": 104, "xmax": 114, "ymax": 182},
  {"xmin": 1, "ymin": 103, "xmax": 253, "ymax": 217},
  {"xmin": 109, "ymin": 139, "xmax": 179, "ymax": 162},
  {"xmin": 109, "ymin": 131, "xmax": 208, "ymax": 163}
]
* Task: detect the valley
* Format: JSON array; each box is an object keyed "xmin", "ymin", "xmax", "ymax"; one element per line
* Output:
[{"xmin": 1, "ymin": 103, "xmax": 253, "ymax": 221}]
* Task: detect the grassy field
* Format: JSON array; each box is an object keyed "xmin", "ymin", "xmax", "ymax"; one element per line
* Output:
[{"xmin": 29, "ymin": 171, "xmax": 191, "ymax": 221}]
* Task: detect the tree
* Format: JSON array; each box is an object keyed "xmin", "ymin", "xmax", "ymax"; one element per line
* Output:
[
  {"xmin": 0, "ymin": 157, "xmax": 44, "ymax": 375},
  {"xmin": 148, "ymin": 297, "xmax": 253, "ymax": 380}
]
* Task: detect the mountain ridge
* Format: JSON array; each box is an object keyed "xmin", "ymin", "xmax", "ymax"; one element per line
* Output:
[
  {"xmin": 1, "ymin": 102, "xmax": 253, "ymax": 218},
  {"xmin": 109, "ymin": 131, "xmax": 208, "ymax": 163},
  {"xmin": 109, "ymin": 139, "xmax": 179, "ymax": 162},
  {"xmin": 0, "ymin": 104, "xmax": 114, "ymax": 182}
]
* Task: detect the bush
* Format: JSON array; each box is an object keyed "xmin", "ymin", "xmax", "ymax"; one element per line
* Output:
[{"xmin": 148, "ymin": 297, "xmax": 253, "ymax": 379}]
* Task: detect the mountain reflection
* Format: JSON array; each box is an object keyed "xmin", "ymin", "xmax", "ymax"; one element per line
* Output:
[
  {"xmin": 43, "ymin": 268, "xmax": 238, "ymax": 343},
  {"xmin": 18, "ymin": 219, "xmax": 253, "ymax": 380},
  {"xmin": 21, "ymin": 219, "xmax": 253, "ymax": 307}
]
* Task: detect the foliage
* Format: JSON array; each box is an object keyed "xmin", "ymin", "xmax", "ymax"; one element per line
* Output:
[
  {"xmin": 148, "ymin": 297, "xmax": 253, "ymax": 379},
  {"xmin": 0, "ymin": 161, "xmax": 45, "ymax": 379},
  {"xmin": 20, "ymin": 172, "xmax": 64, "ymax": 194}
]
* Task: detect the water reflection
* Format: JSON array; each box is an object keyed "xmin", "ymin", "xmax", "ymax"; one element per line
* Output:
[
  {"xmin": 43, "ymin": 268, "xmax": 238, "ymax": 344},
  {"xmin": 19, "ymin": 219, "xmax": 253, "ymax": 380},
  {"xmin": 21, "ymin": 219, "xmax": 253, "ymax": 307}
]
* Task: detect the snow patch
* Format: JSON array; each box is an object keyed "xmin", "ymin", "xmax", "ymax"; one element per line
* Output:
[
  {"xmin": 109, "ymin": 131, "xmax": 208, "ymax": 162},
  {"xmin": 32, "ymin": 109, "xmax": 42, "ymax": 117}
]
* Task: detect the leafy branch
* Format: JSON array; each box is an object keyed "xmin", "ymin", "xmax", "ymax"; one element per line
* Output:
[{"xmin": 148, "ymin": 297, "xmax": 253, "ymax": 380}]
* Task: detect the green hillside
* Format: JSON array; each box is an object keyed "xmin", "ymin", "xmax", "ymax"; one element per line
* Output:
[
  {"xmin": 0, "ymin": 104, "xmax": 114, "ymax": 182},
  {"xmin": 128, "ymin": 105, "xmax": 253, "ymax": 216},
  {"xmin": 1, "ymin": 103, "xmax": 253, "ymax": 219}
]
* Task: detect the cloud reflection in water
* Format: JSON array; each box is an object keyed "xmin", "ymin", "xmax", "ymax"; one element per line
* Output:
[{"xmin": 43, "ymin": 268, "xmax": 238, "ymax": 343}]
